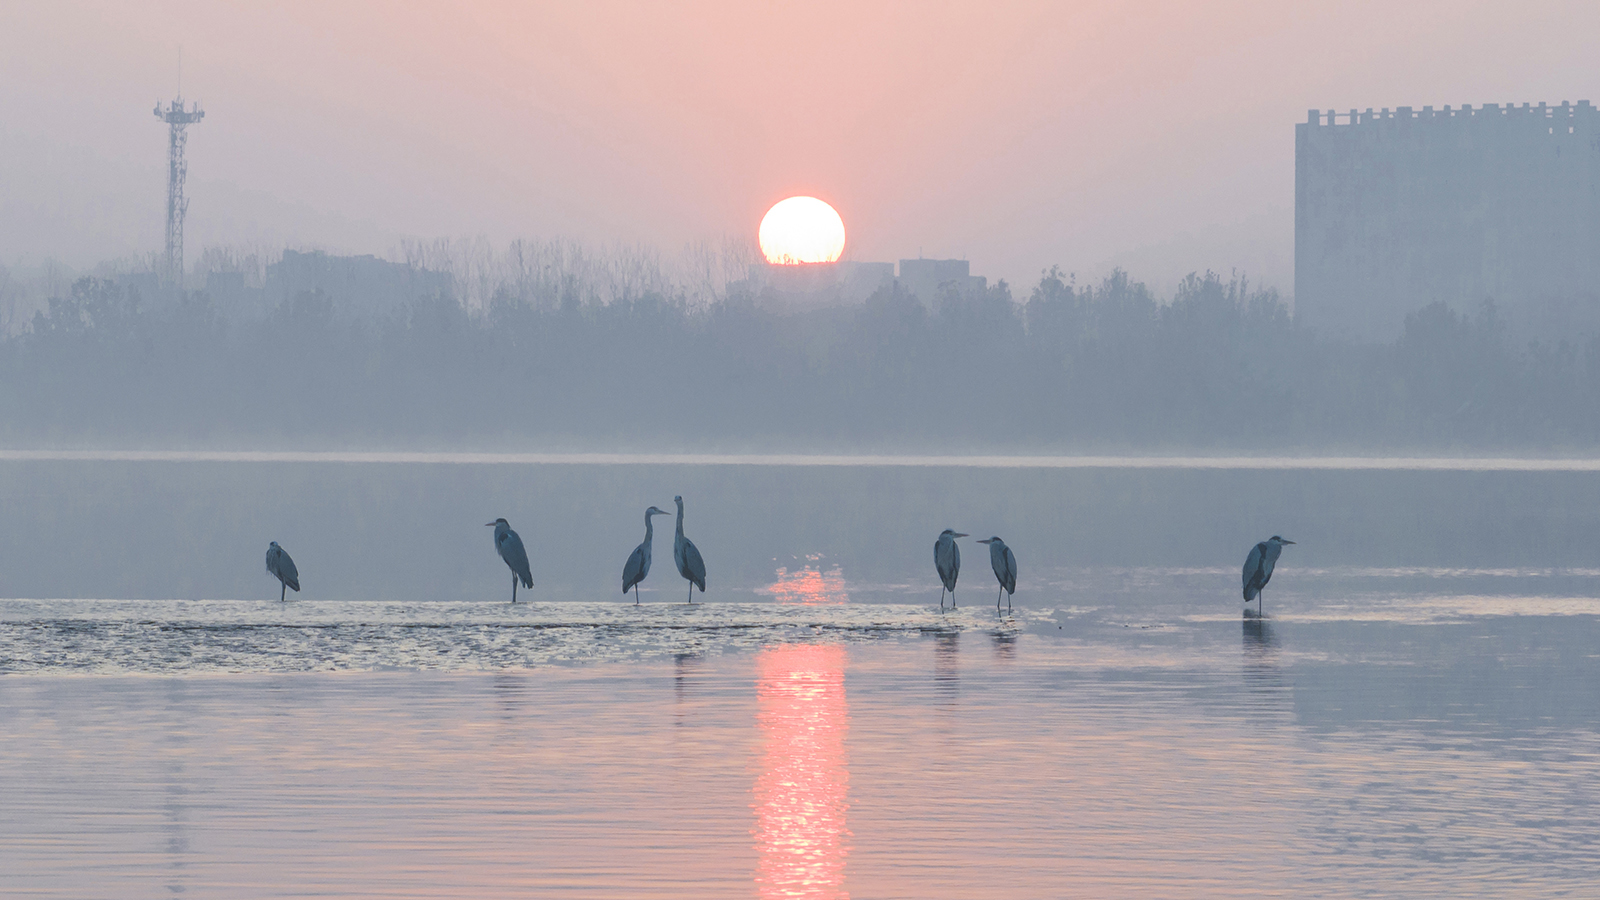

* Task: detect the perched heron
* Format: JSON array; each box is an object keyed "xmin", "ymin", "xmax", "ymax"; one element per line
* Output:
[
  {"xmin": 487, "ymin": 517, "xmax": 534, "ymax": 603},
  {"xmin": 673, "ymin": 495, "xmax": 706, "ymax": 603},
  {"xmin": 265, "ymin": 541, "xmax": 299, "ymax": 602},
  {"xmin": 1242, "ymin": 535, "xmax": 1295, "ymax": 616},
  {"xmin": 977, "ymin": 536, "xmax": 1017, "ymax": 610},
  {"xmin": 622, "ymin": 506, "xmax": 670, "ymax": 604},
  {"xmin": 934, "ymin": 529, "xmax": 967, "ymax": 609}
]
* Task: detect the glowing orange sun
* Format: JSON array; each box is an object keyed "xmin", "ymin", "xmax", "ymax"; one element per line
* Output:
[{"xmin": 759, "ymin": 196, "xmax": 846, "ymax": 265}]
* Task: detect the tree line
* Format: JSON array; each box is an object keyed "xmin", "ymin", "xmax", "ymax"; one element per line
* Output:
[{"xmin": 1, "ymin": 267, "xmax": 1596, "ymax": 451}]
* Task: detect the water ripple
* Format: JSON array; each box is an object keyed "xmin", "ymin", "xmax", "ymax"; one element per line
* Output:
[{"xmin": 0, "ymin": 600, "xmax": 1039, "ymax": 674}]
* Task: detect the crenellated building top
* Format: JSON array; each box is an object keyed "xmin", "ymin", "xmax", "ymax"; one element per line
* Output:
[{"xmin": 1304, "ymin": 100, "xmax": 1594, "ymax": 128}]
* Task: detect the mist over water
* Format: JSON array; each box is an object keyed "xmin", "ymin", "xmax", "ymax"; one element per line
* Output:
[{"xmin": 2, "ymin": 456, "xmax": 1597, "ymax": 602}]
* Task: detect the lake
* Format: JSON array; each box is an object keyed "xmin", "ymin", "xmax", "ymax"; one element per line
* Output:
[{"xmin": 0, "ymin": 454, "xmax": 1596, "ymax": 897}]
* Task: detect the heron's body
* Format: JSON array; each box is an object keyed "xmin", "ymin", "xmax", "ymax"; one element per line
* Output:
[
  {"xmin": 978, "ymin": 537, "xmax": 1017, "ymax": 610},
  {"xmin": 673, "ymin": 495, "xmax": 706, "ymax": 602},
  {"xmin": 1242, "ymin": 535, "xmax": 1295, "ymax": 614},
  {"xmin": 934, "ymin": 529, "xmax": 966, "ymax": 609},
  {"xmin": 623, "ymin": 506, "xmax": 669, "ymax": 604},
  {"xmin": 265, "ymin": 541, "xmax": 299, "ymax": 602},
  {"xmin": 489, "ymin": 518, "xmax": 534, "ymax": 603}
]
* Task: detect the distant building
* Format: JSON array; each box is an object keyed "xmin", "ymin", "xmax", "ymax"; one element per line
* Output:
[
  {"xmin": 264, "ymin": 250, "xmax": 452, "ymax": 319},
  {"xmin": 1295, "ymin": 101, "xmax": 1600, "ymax": 340},
  {"xmin": 204, "ymin": 270, "xmax": 247, "ymax": 296},
  {"xmin": 116, "ymin": 272, "xmax": 163, "ymax": 304},
  {"xmin": 896, "ymin": 258, "xmax": 987, "ymax": 306},
  {"xmin": 742, "ymin": 257, "xmax": 988, "ymax": 312},
  {"xmin": 760, "ymin": 260, "xmax": 892, "ymax": 300},
  {"xmin": 197, "ymin": 269, "xmax": 263, "ymax": 314},
  {"xmin": 840, "ymin": 261, "xmax": 895, "ymax": 300},
  {"xmin": 745, "ymin": 260, "xmax": 894, "ymax": 310}
]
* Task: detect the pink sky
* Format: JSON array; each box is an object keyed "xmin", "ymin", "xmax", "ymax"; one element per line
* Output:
[{"xmin": 2, "ymin": 0, "xmax": 1597, "ymax": 293}]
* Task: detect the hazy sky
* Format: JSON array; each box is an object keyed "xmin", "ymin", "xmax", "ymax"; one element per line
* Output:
[{"xmin": 2, "ymin": 0, "xmax": 1597, "ymax": 293}]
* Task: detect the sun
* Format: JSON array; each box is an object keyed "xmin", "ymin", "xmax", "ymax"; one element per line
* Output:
[{"xmin": 759, "ymin": 197, "xmax": 846, "ymax": 265}]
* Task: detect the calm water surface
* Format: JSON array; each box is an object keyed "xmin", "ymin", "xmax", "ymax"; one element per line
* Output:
[{"xmin": 1, "ymin": 457, "xmax": 1597, "ymax": 897}]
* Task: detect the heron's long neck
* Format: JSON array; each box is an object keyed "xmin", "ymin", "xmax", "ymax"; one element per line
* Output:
[
  {"xmin": 676, "ymin": 506, "xmax": 684, "ymax": 537},
  {"xmin": 644, "ymin": 514, "xmax": 654, "ymax": 541}
]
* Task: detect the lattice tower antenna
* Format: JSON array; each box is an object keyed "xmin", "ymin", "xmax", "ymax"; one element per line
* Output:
[{"xmin": 154, "ymin": 80, "xmax": 203, "ymax": 287}]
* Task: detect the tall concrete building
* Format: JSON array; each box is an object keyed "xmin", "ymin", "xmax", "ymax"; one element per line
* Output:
[{"xmin": 1295, "ymin": 101, "xmax": 1600, "ymax": 340}]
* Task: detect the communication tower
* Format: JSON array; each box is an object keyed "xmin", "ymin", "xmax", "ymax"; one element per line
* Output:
[{"xmin": 154, "ymin": 95, "xmax": 204, "ymax": 287}]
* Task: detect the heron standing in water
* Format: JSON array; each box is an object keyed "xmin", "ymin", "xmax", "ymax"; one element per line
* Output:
[
  {"xmin": 977, "ymin": 536, "xmax": 1017, "ymax": 611},
  {"xmin": 1242, "ymin": 535, "xmax": 1295, "ymax": 616},
  {"xmin": 934, "ymin": 529, "xmax": 966, "ymax": 609},
  {"xmin": 622, "ymin": 506, "xmax": 670, "ymax": 604},
  {"xmin": 673, "ymin": 495, "xmax": 706, "ymax": 603},
  {"xmin": 265, "ymin": 541, "xmax": 299, "ymax": 602},
  {"xmin": 488, "ymin": 517, "xmax": 534, "ymax": 603}
]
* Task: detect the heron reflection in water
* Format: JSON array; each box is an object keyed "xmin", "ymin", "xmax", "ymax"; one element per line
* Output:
[
  {"xmin": 491, "ymin": 672, "xmax": 534, "ymax": 722},
  {"xmin": 1242, "ymin": 617, "xmax": 1275, "ymax": 652},
  {"xmin": 933, "ymin": 631, "xmax": 961, "ymax": 703},
  {"xmin": 991, "ymin": 629, "xmax": 1018, "ymax": 661},
  {"xmin": 673, "ymin": 653, "xmax": 702, "ymax": 716},
  {"xmin": 1241, "ymin": 618, "xmax": 1289, "ymax": 712}
]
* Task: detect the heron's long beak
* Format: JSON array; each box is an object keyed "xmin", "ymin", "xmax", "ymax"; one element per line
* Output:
[
  {"xmin": 485, "ymin": 522, "xmax": 496, "ymax": 527},
  {"xmin": 977, "ymin": 538, "xmax": 994, "ymax": 544},
  {"xmin": 954, "ymin": 533, "xmax": 969, "ymax": 538},
  {"xmin": 1283, "ymin": 539, "xmax": 1296, "ymax": 544}
]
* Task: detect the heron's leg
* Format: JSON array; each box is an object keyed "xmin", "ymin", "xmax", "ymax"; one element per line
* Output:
[
  {"xmin": 512, "ymin": 574, "xmax": 518, "ymax": 604},
  {"xmin": 1007, "ymin": 592, "xmax": 1012, "ymax": 612},
  {"xmin": 687, "ymin": 582, "xmax": 693, "ymax": 604},
  {"xmin": 952, "ymin": 589, "xmax": 957, "ymax": 609},
  {"xmin": 939, "ymin": 587, "xmax": 946, "ymax": 610},
  {"xmin": 281, "ymin": 582, "xmax": 286, "ymax": 603},
  {"xmin": 634, "ymin": 585, "xmax": 640, "ymax": 606},
  {"xmin": 997, "ymin": 586, "xmax": 1002, "ymax": 609}
]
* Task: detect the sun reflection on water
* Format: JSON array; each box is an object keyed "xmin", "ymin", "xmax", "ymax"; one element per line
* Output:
[
  {"xmin": 753, "ymin": 643, "xmax": 851, "ymax": 899},
  {"xmin": 759, "ymin": 561, "xmax": 851, "ymax": 605}
]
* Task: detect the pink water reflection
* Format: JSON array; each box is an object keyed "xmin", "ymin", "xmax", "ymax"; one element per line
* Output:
[
  {"xmin": 759, "ymin": 562, "xmax": 850, "ymax": 605},
  {"xmin": 753, "ymin": 643, "xmax": 851, "ymax": 899}
]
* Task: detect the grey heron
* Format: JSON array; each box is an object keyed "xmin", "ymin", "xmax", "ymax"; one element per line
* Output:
[
  {"xmin": 976, "ymin": 536, "xmax": 1017, "ymax": 610},
  {"xmin": 622, "ymin": 506, "xmax": 670, "ymax": 604},
  {"xmin": 934, "ymin": 529, "xmax": 966, "ymax": 609},
  {"xmin": 487, "ymin": 517, "xmax": 534, "ymax": 603},
  {"xmin": 1242, "ymin": 535, "xmax": 1295, "ymax": 616},
  {"xmin": 265, "ymin": 541, "xmax": 299, "ymax": 602},
  {"xmin": 673, "ymin": 495, "xmax": 706, "ymax": 603}
]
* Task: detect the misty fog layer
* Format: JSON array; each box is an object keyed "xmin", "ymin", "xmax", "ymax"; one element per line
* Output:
[
  {"xmin": 2, "ymin": 266, "xmax": 1597, "ymax": 452},
  {"xmin": 5, "ymin": 457, "xmax": 1597, "ymax": 602}
]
